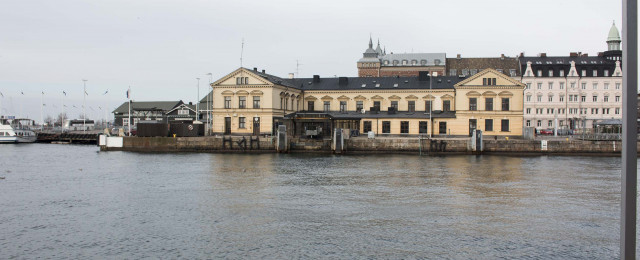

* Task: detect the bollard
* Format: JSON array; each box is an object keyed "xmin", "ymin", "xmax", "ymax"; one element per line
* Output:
[{"xmin": 505, "ymin": 136, "xmax": 509, "ymax": 141}]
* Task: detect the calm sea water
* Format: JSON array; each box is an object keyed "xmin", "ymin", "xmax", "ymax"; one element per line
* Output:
[{"xmin": 0, "ymin": 144, "xmax": 634, "ymax": 259}]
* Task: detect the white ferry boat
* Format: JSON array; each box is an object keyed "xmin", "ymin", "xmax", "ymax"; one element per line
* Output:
[{"xmin": 0, "ymin": 118, "xmax": 37, "ymax": 143}]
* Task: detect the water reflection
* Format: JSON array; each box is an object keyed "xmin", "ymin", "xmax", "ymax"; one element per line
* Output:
[{"xmin": 0, "ymin": 145, "xmax": 629, "ymax": 258}]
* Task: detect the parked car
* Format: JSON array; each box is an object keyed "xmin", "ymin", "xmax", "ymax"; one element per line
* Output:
[{"xmin": 540, "ymin": 129, "xmax": 554, "ymax": 135}]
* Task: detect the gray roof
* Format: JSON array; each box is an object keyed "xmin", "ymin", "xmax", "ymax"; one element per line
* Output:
[
  {"xmin": 246, "ymin": 68, "xmax": 299, "ymax": 88},
  {"xmin": 113, "ymin": 101, "xmax": 183, "ymax": 113},
  {"xmin": 520, "ymin": 56, "xmax": 615, "ymax": 66},
  {"xmin": 380, "ymin": 53, "xmax": 446, "ymax": 66},
  {"xmin": 285, "ymin": 76, "xmax": 462, "ymax": 91}
]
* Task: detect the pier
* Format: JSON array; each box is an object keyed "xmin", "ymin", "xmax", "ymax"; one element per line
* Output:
[{"xmin": 36, "ymin": 131, "xmax": 101, "ymax": 144}]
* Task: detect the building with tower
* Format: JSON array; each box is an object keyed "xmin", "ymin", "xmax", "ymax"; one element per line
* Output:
[
  {"xmin": 519, "ymin": 22, "xmax": 623, "ymax": 133},
  {"xmin": 357, "ymin": 37, "xmax": 446, "ymax": 77}
]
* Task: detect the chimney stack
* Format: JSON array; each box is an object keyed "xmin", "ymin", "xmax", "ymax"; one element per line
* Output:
[
  {"xmin": 253, "ymin": 67, "xmax": 257, "ymax": 71},
  {"xmin": 538, "ymin": 53, "xmax": 547, "ymax": 57},
  {"xmin": 500, "ymin": 54, "xmax": 505, "ymax": 59},
  {"xmin": 456, "ymin": 54, "xmax": 461, "ymax": 59},
  {"xmin": 570, "ymin": 52, "xmax": 578, "ymax": 57},
  {"xmin": 313, "ymin": 75, "xmax": 320, "ymax": 83},
  {"xmin": 262, "ymin": 69, "xmax": 265, "ymax": 74},
  {"xmin": 288, "ymin": 73, "xmax": 294, "ymax": 79},
  {"xmin": 338, "ymin": 77, "xmax": 348, "ymax": 86}
]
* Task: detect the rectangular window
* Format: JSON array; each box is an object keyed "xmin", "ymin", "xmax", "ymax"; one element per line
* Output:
[
  {"xmin": 253, "ymin": 96, "xmax": 260, "ymax": 108},
  {"xmin": 308, "ymin": 101, "xmax": 315, "ymax": 111},
  {"xmin": 462, "ymin": 69, "xmax": 469, "ymax": 76},
  {"xmin": 470, "ymin": 69, "xmax": 478, "ymax": 75},
  {"xmin": 560, "ymin": 82, "xmax": 564, "ymax": 89},
  {"xmin": 340, "ymin": 101, "xmax": 347, "ymax": 112},
  {"xmin": 442, "ymin": 100, "xmax": 451, "ymax": 111},
  {"xmin": 224, "ymin": 96, "xmax": 231, "ymax": 109},
  {"xmin": 526, "ymin": 95, "xmax": 531, "ymax": 102},
  {"xmin": 400, "ymin": 121, "xmax": 409, "ymax": 134},
  {"xmin": 548, "ymin": 120, "xmax": 553, "ymax": 127},
  {"xmin": 581, "ymin": 70, "xmax": 586, "ymax": 77},
  {"xmin": 570, "ymin": 82, "xmax": 576, "ymax": 88},
  {"xmin": 604, "ymin": 70, "xmax": 609, "ymax": 76},
  {"xmin": 616, "ymin": 83, "xmax": 621, "ymax": 89},
  {"xmin": 526, "ymin": 83, "xmax": 531, "ymax": 89},
  {"xmin": 537, "ymin": 70, "xmax": 542, "ymax": 77},
  {"xmin": 604, "ymin": 96, "xmax": 609, "ymax": 102},
  {"xmin": 548, "ymin": 82, "xmax": 553, "ymax": 89},
  {"xmin": 239, "ymin": 117, "xmax": 246, "ymax": 128},
  {"xmin": 373, "ymin": 101, "xmax": 381, "ymax": 111},
  {"xmin": 485, "ymin": 98, "xmax": 493, "ymax": 111},
  {"xmin": 548, "ymin": 70, "xmax": 553, "ymax": 77},
  {"xmin": 425, "ymin": 101, "xmax": 432, "ymax": 112},
  {"xmin": 593, "ymin": 83, "xmax": 598, "ymax": 90},
  {"xmin": 615, "ymin": 96, "xmax": 620, "ymax": 102},
  {"xmin": 324, "ymin": 101, "xmax": 330, "ymax": 112},
  {"xmin": 382, "ymin": 121, "xmax": 390, "ymax": 134},
  {"xmin": 238, "ymin": 96, "xmax": 246, "ymax": 109},
  {"xmin": 408, "ymin": 101, "xmax": 415, "ymax": 112},
  {"xmin": 178, "ymin": 109, "xmax": 189, "ymax": 115},
  {"xmin": 526, "ymin": 108, "xmax": 531, "ymax": 114},
  {"xmin": 526, "ymin": 120, "xmax": 531, "ymax": 127},
  {"xmin": 356, "ymin": 101, "xmax": 363, "ymax": 111},
  {"xmin": 419, "ymin": 121, "xmax": 428, "ymax": 134},
  {"xmin": 501, "ymin": 98, "xmax": 509, "ymax": 111},
  {"xmin": 581, "ymin": 96, "xmax": 586, "ymax": 102},
  {"xmin": 593, "ymin": 70, "xmax": 598, "ymax": 77},
  {"xmin": 363, "ymin": 121, "xmax": 372, "ymax": 132},
  {"xmin": 592, "ymin": 96, "xmax": 597, "ymax": 102},
  {"xmin": 537, "ymin": 96, "xmax": 542, "ymax": 102},
  {"xmin": 537, "ymin": 83, "xmax": 542, "ymax": 89},
  {"xmin": 501, "ymin": 119, "xmax": 509, "ymax": 132},
  {"xmin": 537, "ymin": 120, "xmax": 542, "ymax": 127},
  {"xmin": 450, "ymin": 69, "xmax": 457, "ymax": 76},
  {"xmin": 581, "ymin": 83, "xmax": 586, "ymax": 89},
  {"xmin": 510, "ymin": 69, "xmax": 516, "ymax": 77},
  {"xmin": 485, "ymin": 119, "xmax": 493, "ymax": 131},
  {"xmin": 390, "ymin": 101, "xmax": 398, "ymax": 110},
  {"xmin": 604, "ymin": 83, "xmax": 609, "ymax": 89},
  {"xmin": 559, "ymin": 70, "xmax": 565, "ymax": 77},
  {"xmin": 548, "ymin": 96, "xmax": 553, "ymax": 102},
  {"xmin": 615, "ymin": 108, "xmax": 620, "ymax": 114},
  {"xmin": 123, "ymin": 118, "xmax": 130, "ymax": 127},
  {"xmin": 439, "ymin": 122, "xmax": 447, "ymax": 134},
  {"xmin": 469, "ymin": 98, "xmax": 477, "ymax": 111},
  {"xmin": 559, "ymin": 96, "xmax": 564, "ymax": 102}
]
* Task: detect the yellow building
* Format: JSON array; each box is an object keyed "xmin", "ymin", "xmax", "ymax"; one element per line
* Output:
[{"xmin": 209, "ymin": 67, "xmax": 524, "ymax": 137}]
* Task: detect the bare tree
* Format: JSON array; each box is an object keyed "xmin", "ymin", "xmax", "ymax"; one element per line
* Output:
[{"xmin": 55, "ymin": 112, "xmax": 68, "ymax": 127}]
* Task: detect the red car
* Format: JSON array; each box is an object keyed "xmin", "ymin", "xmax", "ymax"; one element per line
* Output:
[{"xmin": 540, "ymin": 129, "xmax": 554, "ymax": 135}]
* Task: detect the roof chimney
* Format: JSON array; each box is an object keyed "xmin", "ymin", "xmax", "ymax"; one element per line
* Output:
[
  {"xmin": 597, "ymin": 52, "xmax": 604, "ymax": 57},
  {"xmin": 253, "ymin": 67, "xmax": 257, "ymax": 71},
  {"xmin": 500, "ymin": 54, "xmax": 505, "ymax": 59},
  {"xmin": 338, "ymin": 77, "xmax": 348, "ymax": 86},
  {"xmin": 582, "ymin": 53, "xmax": 588, "ymax": 57},
  {"xmin": 538, "ymin": 53, "xmax": 546, "ymax": 57},
  {"xmin": 288, "ymin": 73, "xmax": 294, "ymax": 79},
  {"xmin": 313, "ymin": 75, "xmax": 320, "ymax": 83},
  {"xmin": 456, "ymin": 54, "xmax": 461, "ymax": 59},
  {"xmin": 519, "ymin": 52, "xmax": 524, "ymax": 57},
  {"xmin": 418, "ymin": 71, "xmax": 429, "ymax": 81},
  {"xmin": 570, "ymin": 52, "xmax": 578, "ymax": 57},
  {"xmin": 262, "ymin": 69, "xmax": 265, "ymax": 74}
]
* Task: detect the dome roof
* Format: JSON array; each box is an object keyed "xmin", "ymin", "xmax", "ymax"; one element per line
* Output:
[{"xmin": 608, "ymin": 22, "xmax": 621, "ymax": 42}]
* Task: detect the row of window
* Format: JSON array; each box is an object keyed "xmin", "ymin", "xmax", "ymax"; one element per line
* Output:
[
  {"xmin": 527, "ymin": 69, "xmax": 619, "ymax": 77},
  {"xmin": 468, "ymin": 98, "xmax": 510, "ymax": 111},
  {"xmin": 224, "ymin": 96, "xmax": 261, "ymax": 109},
  {"xmin": 383, "ymin": 59, "xmax": 440, "ymax": 66},
  {"xmin": 526, "ymin": 82, "xmax": 621, "ymax": 90},
  {"xmin": 525, "ymin": 107, "xmax": 620, "ymax": 115},
  {"xmin": 526, "ymin": 120, "xmax": 567, "ymax": 128},
  {"xmin": 307, "ymin": 100, "xmax": 452, "ymax": 112},
  {"xmin": 526, "ymin": 95, "xmax": 620, "ymax": 103},
  {"xmin": 450, "ymin": 69, "xmax": 517, "ymax": 77},
  {"xmin": 360, "ymin": 119, "xmax": 510, "ymax": 134}
]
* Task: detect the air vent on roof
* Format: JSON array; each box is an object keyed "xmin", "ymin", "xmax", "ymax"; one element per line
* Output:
[
  {"xmin": 393, "ymin": 83, "xmax": 398, "ymax": 88},
  {"xmin": 372, "ymin": 80, "xmax": 376, "ymax": 83},
  {"xmin": 437, "ymin": 79, "xmax": 442, "ymax": 83},
  {"xmin": 458, "ymin": 75, "xmax": 466, "ymax": 78},
  {"xmin": 308, "ymin": 82, "xmax": 312, "ymax": 85},
  {"xmin": 361, "ymin": 84, "xmax": 366, "ymax": 88},
  {"xmin": 447, "ymin": 80, "xmax": 451, "ymax": 83},
  {"xmin": 375, "ymin": 84, "xmax": 380, "ymax": 88},
  {"xmin": 404, "ymin": 80, "xmax": 409, "ymax": 83}
]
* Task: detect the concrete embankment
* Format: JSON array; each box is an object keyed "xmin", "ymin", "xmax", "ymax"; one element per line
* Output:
[{"xmin": 99, "ymin": 135, "xmax": 635, "ymax": 155}]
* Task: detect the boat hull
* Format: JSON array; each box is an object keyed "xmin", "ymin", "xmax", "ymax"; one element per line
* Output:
[{"xmin": 0, "ymin": 136, "xmax": 18, "ymax": 143}]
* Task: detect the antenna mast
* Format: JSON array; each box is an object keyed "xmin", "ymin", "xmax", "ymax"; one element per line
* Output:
[
  {"xmin": 296, "ymin": 60, "xmax": 303, "ymax": 77},
  {"xmin": 240, "ymin": 38, "xmax": 244, "ymax": 68}
]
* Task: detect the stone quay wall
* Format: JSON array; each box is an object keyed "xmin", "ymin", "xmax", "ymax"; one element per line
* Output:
[{"xmin": 100, "ymin": 136, "xmax": 638, "ymax": 155}]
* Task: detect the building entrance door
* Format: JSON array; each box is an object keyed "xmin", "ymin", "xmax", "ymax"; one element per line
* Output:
[
  {"xmin": 469, "ymin": 119, "xmax": 477, "ymax": 137},
  {"xmin": 224, "ymin": 117, "xmax": 231, "ymax": 135},
  {"xmin": 253, "ymin": 117, "xmax": 260, "ymax": 135}
]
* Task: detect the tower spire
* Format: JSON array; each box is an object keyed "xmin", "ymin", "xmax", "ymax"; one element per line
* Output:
[{"xmin": 368, "ymin": 35, "xmax": 373, "ymax": 49}]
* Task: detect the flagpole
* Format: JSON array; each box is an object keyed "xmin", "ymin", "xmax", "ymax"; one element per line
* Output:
[
  {"xmin": 128, "ymin": 86, "xmax": 131, "ymax": 136},
  {"xmin": 196, "ymin": 78, "xmax": 200, "ymax": 122},
  {"xmin": 61, "ymin": 91, "xmax": 65, "ymax": 132},
  {"xmin": 82, "ymin": 79, "xmax": 87, "ymax": 133}
]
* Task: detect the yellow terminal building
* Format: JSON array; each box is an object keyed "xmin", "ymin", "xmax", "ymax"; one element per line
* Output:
[{"xmin": 209, "ymin": 67, "xmax": 525, "ymax": 137}]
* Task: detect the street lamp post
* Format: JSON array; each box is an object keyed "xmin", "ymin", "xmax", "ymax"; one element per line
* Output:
[
  {"xmin": 82, "ymin": 79, "xmax": 88, "ymax": 132},
  {"xmin": 207, "ymin": 73, "xmax": 213, "ymax": 135},
  {"xmin": 428, "ymin": 72, "xmax": 433, "ymax": 138},
  {"xmin": 196, "ymin": 78, "xmax": 200, "ymax": 122}
]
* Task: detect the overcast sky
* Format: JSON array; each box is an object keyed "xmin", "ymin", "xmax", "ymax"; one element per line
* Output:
[{"xmin": 0, "ymin": 0, "xmax": 627, "ymax": 122}]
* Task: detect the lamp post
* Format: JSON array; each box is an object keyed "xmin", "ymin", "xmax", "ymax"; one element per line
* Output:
[
  {"xmin": 196, "ymin": 78, "xmax": 200, "ymax": 122},
  {"xmin": 207, "ymin": 73, "xmax": 213, "ymax": 135},
  {"xmin": 82, "ymin": 79, "xmax": 87, "ymax": 132},
  {"xmin": 428, "ymin": 72, "xmax": 433, "ymax": 138}
]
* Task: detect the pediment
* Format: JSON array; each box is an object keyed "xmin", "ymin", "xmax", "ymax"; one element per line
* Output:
[
  {"xmin": 221, "ymin": 90, "xmax": 234, "ymax": 95},
  {"xmin": 422, "ymin": 94, "xmax": 435, "ymax": 100},
  {"xmin": 250, "ymin": 90, "xmax": 264, "ymax": 95},
  {"xmin": 466, "ymin": 91, "xmax": 481, "ymax": 97},
  {"xmin": 212, "ymin": 68, "xmax": 274, "ymax": 87},
  {"xmin": 482, "ymin": 91, "xmax": 497, "ymax": 97},
  {"xmin": 455, "ymin": 68, "xmax": 526, "ymax": 87},
  {"xmin": 305, "ymin": 95, "xmax": 318, "ymax": 100},
  {"xmin": 337, "ymin": 95, "xmax": 350, "ymax": 100},
  {"xmin": 441, "ymin": 94, "xmax": 454, "ymax": 99},
  {"xmin": 321, "ymin": 95, "xmax": 333, "ymax": 100},
  {"xmin": 405, "ymin": 94, "xmax": 418, "ymax": 100},
  {"xmin": 354, "ymin": 95, "xmax": 367, "ymax": 100},
  {"xmin": 498, "ymin": 91, "xmax": 514, "ymax": 97},
  {"xmin": 388, "ymin": 95, "xmax": 401, "ymax": 100},
  {"xmin": 236, "ymin": 90, "xmax": 249, "ymax": 95},
  {"xmin": 371, "ymin": 95, "xmax": 384, "ymax": 100}
]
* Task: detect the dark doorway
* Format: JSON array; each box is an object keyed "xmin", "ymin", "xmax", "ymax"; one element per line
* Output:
[
  {"xmin": 469, "ymin": 119, "xmax": 477, "ymax": 136},
  {"xmin": 253, "ymin": 117, "xmax": 260, "ymax": 136},
  {"xmin": 224, "ymin": 117, "xmax": 231, "ymax": 135}
]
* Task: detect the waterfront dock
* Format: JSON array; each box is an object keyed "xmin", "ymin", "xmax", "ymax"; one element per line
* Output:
[
  {"xmin": 37, "ymin": 131, "xmax": 101, "ymax": 144},
  {"xmin": 99, "ymin": 135, "xmax": 636, "ymax": 156}
]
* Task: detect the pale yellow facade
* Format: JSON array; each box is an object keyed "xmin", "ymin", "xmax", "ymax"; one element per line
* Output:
[{"xmin": 210, "ymin": 68, "xmax": 524, "ymax": 137}]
